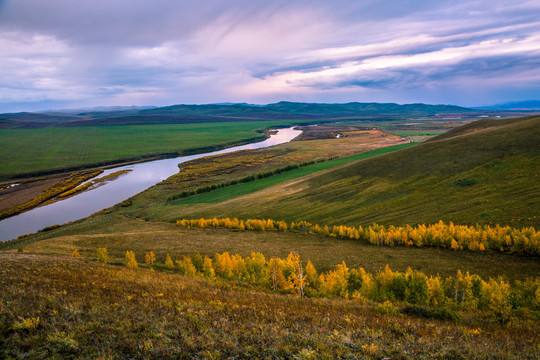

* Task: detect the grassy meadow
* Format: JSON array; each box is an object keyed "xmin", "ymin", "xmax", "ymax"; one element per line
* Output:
[
  {"xmin": 168, "ymin": 143, "xmax": 415, "ymax": 206},
  {"xmin": 0, "ymin": 120, "xmax": 297, "ymax": 178},
  {"xmin": 12, "ymin": 214, "xmax": 540, "ymax": 281},
  {"xmin": 3, "ymin": 253, "xmax": 537, "ymax": 359}
]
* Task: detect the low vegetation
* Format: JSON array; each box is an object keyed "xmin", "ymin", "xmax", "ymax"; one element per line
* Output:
[{"xmin": 1, "ymin": 253, "xmax": 538, "ymax": 359}]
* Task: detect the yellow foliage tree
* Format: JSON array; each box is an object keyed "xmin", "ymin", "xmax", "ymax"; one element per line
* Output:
[
  {"xmin": 481, "ymin": 278, "xmax": 512, "ymax": 324},
  {"xmin": 202, "ymin": 256, "xmax": 215, "ymax": 279},
  {"xmin": 427, "ymin": 276, "xmax": 445, "ymax": 305},
  {"xmin": 268, "ymin": 257, "xmax": 287, "ymax": 291},
  {"xmin": 176, "ymin": 256, "xmax": 197, "ymax": 276},
  {"xmin": 145, "ymin": 251, "xmax": 156, "ymax": 265},
  {"xmin": 96, "ymin": 248, "xmax": 108, "ymax": 263},
  {"xmin": 286, "ymin": 252, "xmax": 307, "ymax": 297},
  {"xmin": 71, "ymin": 249, "xmax": 80, "ymax": 258},
  {"xmin": 304, "ymin": 260, "xmax": 319, "ymax": 290},
  {"xmin": 164, "ymin": 253, "xmax": 174, "ymax": 269},
  {"xmin": 125, "ymin": 250, "xmax": 138, "ymax": 268}
]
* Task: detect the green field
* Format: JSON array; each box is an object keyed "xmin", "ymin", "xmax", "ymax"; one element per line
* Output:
[
  {"xmin": 170, "ymin": 143, "xmax": 416, "ymax": 205},
  {"xmin": 0, "ymin": 120, "xmax": 296, "ymax": 178}
]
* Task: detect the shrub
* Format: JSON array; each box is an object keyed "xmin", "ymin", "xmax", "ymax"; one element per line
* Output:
[
  {"xmin": 96, "ymin": 248, "xmax": 108, "ymax": 263},
  {"xmin": 11, "ymin": 316, "xmax": 40, "ymax": 331},
  {"xmin": 377, "ymin": 301, "xmax": 401, "ymax": 316}
]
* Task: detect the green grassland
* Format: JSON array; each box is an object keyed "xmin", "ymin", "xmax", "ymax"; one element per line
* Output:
[
  {"xmin": 169, "ymin": 144, "xmax": 415, "ymax": 206},
  {"xmin": 3, "ymin": 253, "xmax": 537, "ymax": 359},
  {"xmin": 0, "ymin": 120, "xmax": 296, "ymax": 179},
  {"xmin": 153, "ymin": 116, "xmax": 540, "ymax": 228}
]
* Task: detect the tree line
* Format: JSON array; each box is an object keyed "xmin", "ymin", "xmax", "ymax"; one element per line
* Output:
[
  {"xmin": 88, "ymin": 247, "xmax": 539, "ymax": 324},
  {"xmin": 176, "ymin": 218, "xmax": 540, "ymax": 256}
]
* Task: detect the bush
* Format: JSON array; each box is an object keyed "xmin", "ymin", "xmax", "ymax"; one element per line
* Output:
[
  {"xmin": 377, "ymin": 301, "xmax": 401, "ymax": 316},
  {"xmin": 96, "ymin": 248, "xmax": 109, "ymax": 263}
]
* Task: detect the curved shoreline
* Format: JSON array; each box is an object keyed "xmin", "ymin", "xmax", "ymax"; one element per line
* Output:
[
  {"xmin": 1, "ymin": 134, "xmax": 269, "ymax": 182},
  {"xmin": 0, "ymin": 127, "xmax": 302, "ymax": 242}
]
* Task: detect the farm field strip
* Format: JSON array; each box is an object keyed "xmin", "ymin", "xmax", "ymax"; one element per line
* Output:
[
  {"xmin": 170, "ymin": 143, "xmax": 416, "ymax": 205},
  {"xmin": 0, "ymin": 120, "xmax": 296, "ymax": 177}
]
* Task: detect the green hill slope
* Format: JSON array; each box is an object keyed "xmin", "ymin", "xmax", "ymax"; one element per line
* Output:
[{"xmin": 172, "ymin": 116, "xmax": 540, "ymax": 227}]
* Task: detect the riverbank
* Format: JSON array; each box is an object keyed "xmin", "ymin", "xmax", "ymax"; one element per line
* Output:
[
  {"xmin": 0, "ymin": 132, "xmax": 274, "ymax": 221},
  {"xmin": 0, "ymin": 128, "xmax": 302, "ymax": 241},
  {"xmin": 0, "ymin": 133, "xmax": 269, "ymax": 181}
]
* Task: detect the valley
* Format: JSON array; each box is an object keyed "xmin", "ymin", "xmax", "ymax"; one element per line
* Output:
[{"xmin": 1, "ymin": 108, "xmax": 539, "ymax": 359}]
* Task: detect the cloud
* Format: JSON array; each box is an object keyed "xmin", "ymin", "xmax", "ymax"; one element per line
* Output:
[{"xmin": 0, "ymin": 0, "xmax": 539, "ymax": 111}]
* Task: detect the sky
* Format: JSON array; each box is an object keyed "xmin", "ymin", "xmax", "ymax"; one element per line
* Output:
[{"xmin": 0, "ymin": 0, "xmax": 539, "ymax": 112}]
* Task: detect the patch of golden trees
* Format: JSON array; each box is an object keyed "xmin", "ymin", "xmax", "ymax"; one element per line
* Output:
[
  {"xmin": 176, "ymin": 218, "xmax": 540, "ymax": 255},
  {"xmin": 103, "ymin": 248, "xmax": 538, "ymax": 322}
]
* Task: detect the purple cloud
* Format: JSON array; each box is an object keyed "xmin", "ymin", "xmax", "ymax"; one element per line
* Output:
[{"xmin": 0, "ymin": 0, "xmax": 539, "ymax": 111}]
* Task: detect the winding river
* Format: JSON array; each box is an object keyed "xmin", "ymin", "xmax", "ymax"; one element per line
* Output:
[{"xmin": 0, "ymin": 127, "xmax": 302, "ymax": 242}]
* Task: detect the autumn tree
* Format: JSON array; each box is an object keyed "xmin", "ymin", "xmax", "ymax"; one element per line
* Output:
[
  {"xmin": 164, "ymin": 253, "xmax": 174, "ymax": 269},
  {"xmin": 214, "ymin": 252, "xmax": 234, "ymax": 279},
  {"xmin": 96, "ymin": 248, "xmax": 108, "ymax": 263},
  {"xmin": 192, "ymin": 253, "xmax": 204, "ymax": 273},
  {"xmin": 246, "ymin": 252, "xmax": 267, "ymax": 284},
  {"xmin": 286, "ymin": 252, "xmax": 307, "ymax": 297},
  {"xmin": 176, "ymin": 256, "xmax": 197, "ymax": 276},
  {"xmin": 202, "ymin": 256, "xmax": 216, "ymax": 279},
  {"xmin": 71, "ymin": 249, "xmax": 80, "ymax": 258},
  {"xmin": 267, "ymin": 257, "xmax": 287, "ymax": 291},
  {"xmin": 405, "ymin": 268, "xmax": 429, "ymax": 305},
  {"xmin": 231, "ymin": 254, "xmax": 247, "ymax": 285},
  {"xmin": 304, "ymin": 260, "xmax": 319, "ymax": 291},
  {"xmin": 145, "ymin": 251, "xmax": 156, "ymax": 266},
  {"xmin": 125, "ymin": 251, "xmax": 138, "ymax": 268},
  {"xmin": 481, "ymin": 278, "xmax": 512, "ymax": 324},
  {"xmin": 319, "ymin": 262, "xmax": 349, "ymax": 297}
]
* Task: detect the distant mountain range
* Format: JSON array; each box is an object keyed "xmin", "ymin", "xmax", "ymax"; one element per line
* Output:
[
  {"xmin": 0, "ymin": 101, "xmax": 510, "ymax": 129},
  {"xmin": 476, "ymin": 100, "xmax": 540, "ymax": 110}
]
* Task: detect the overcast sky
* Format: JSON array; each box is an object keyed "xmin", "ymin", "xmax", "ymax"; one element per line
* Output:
[{"xmin": 1, "ymin": 0, "xmax": 539, "ymax": 112}]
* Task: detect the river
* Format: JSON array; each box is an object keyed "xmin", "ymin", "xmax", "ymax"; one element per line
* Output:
[{"xmin": 0, "ymin": 127, "xmax": 302, "ymax": 242}]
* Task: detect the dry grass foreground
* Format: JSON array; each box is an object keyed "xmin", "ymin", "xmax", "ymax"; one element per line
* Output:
[{"xmin": 1, "ymin": 253, "xmax": 538, "ymax": 359}]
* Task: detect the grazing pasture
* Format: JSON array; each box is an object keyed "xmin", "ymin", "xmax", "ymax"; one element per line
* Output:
[{"xmin": 0, "ymin": 120, "xmax": 295, "ymax": 178}]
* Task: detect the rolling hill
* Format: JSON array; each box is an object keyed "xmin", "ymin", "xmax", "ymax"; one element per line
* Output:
[{"xmin": 164, "ymin": 115, "xmax": 540, "ymax": 228}]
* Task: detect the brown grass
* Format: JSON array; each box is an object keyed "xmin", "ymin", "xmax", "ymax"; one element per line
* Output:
[{"xmin": 1, "ymin": 252, "xmax": 538, "ymax": 359}]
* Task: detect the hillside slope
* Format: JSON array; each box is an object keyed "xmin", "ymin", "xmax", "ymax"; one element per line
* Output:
[{"xmin": 169, "ymin": 116, "xmax": 540, "ymax": 227}]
